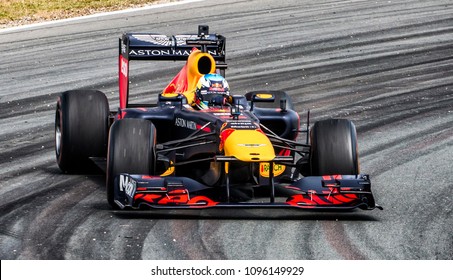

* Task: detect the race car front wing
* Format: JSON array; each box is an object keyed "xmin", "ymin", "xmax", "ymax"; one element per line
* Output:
[{"xmin": 113, "ymin": 173, "xmax": 382, "ymax": 211}]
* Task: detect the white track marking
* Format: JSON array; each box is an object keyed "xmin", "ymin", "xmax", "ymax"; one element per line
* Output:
[{"xmin": 0, "ymin": 0, "xmax": 205, "ymax": 33}]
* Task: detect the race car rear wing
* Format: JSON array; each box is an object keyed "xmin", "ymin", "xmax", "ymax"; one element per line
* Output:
[{"xmin": 119, "ymin": 28, "xmax": 226, "ymax": 61}]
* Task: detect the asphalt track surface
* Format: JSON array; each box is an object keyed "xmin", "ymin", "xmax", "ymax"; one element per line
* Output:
[{"xmin": 0, "ymin": 0, "xmax": 452, "ymax": 260}]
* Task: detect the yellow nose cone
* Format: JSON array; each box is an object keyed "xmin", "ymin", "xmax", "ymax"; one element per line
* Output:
[{"xmin": 223, "ymin": 130, "xmax": 275, "ymax": 162}]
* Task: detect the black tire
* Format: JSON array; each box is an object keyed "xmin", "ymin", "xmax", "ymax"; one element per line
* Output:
[
  {"xmin": 106, "ymin": 119, "xmax": 156, "ymax": 208},
  {"xmin": 310, "ymin": 119, "xmax": 359, "ymax": 176},
  {"xmin": 55, "ymin": 90, "xmax": 109, "ymax": 173},
  {"xmin": 245, "ymin": 90, "xmax": 294, "ymax": 110}
]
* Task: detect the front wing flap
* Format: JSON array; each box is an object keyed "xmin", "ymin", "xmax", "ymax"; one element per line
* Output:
[
  {"xmin": 287, "ymin": 175, "xmax": 379, "ymax": 210},
  {"xmin": 114, "ymin": 174, "xmax": 381, "ymax": 210}
]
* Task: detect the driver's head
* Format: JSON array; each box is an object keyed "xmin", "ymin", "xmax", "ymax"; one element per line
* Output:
[{"xmin": 194, "ymin": 74, "xmax": 229, "ymax": 108}]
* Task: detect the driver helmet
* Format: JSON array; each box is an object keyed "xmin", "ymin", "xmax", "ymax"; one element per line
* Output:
[{"xmin": 194, "ymin": 73, "xmax": 230, "ymax": 109}]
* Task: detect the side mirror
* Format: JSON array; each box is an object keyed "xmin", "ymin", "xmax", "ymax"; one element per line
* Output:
[{"xmin": 280, "ymin": 99, "xmax": 287, "ymax": 112}]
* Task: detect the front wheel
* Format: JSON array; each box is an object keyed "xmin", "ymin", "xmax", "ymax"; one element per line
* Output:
[
  {"xmin": 310, "ymin": 119, "xmax": 359, "ymax": 176},
  {"xmin": 106, "ymin": 118, "xmax": 157, "ymax": 208}
]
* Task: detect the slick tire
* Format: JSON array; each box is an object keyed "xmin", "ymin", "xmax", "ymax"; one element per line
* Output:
[
  {"xmin": 55, "ymin": 90, "xmax": 109, "ymax": 173},
  {"xmin": 106, "ymin": 118, "xmax": 156, "ymax": 209},
  {"xmin": 310, "ymin": 119, "xmax": 359, "ymax": 176},
  {"xmin": 245, "ymin": 90, "xmax": 294, "ymax": 110}
]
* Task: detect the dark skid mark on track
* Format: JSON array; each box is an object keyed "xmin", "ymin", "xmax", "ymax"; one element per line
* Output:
[{"xmin": 322, "ymin": 221, "xmax": 367, "ymax": 260}]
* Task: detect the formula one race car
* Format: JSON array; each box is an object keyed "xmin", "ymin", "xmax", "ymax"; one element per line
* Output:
[{"xmin": 55, "ymin": 25, "xmax": 381, "ymax": 211}]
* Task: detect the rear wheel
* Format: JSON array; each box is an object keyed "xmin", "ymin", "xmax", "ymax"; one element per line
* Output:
[
  {"xmin": 310, "ymin": 119, "xmax": 359, "ymax": 176},
  {"xmin": 106, "ymin": 118, "xmax": 156, "ymax": 208},
  {"xmin": 55, "ymin": 90, "xmax": 109, "ymax": 173}
]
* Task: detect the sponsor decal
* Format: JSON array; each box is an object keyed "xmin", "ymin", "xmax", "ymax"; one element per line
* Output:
[
  {"xmin": 226, "ymin": 121, "xmax": 257, "ymax": 130},
  {"xmin": 129, "ymin": 49, "xmax": 219, "ymax": 57},
  {"xmin": 132, "ymin": 34, "xmax": 199, "ymax": 46},
  {"xmin": 259, "ymin": 163, "xmax": 286, "ymax": 178},
  {"xmin": 134, "ymin": 193, "xmax": 219, "ymax": 207},
  {"xmin": 121, "ymin": 41, "xmax": 127, "ymax": 54},
  {"xmin": 286, "ymin": 192, "xmax": 358, "ymax": 207},
  {"xmin": 119, "ymin": 175, "xmax": 136, "ymax": 197},
  {"xmin": 238, "ymin": 144, "xmax": 266, "ymax": 147},
  {"xmin": 120, "ymin": 56, "xmax": 128, "ymax": 78},
  {"xmin": 175, "ymin": 117, "xmax": 197, "ymax": 130}
]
